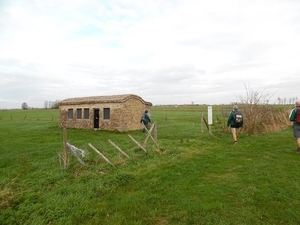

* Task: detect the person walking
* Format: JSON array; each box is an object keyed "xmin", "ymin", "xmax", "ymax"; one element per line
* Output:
[
  {"xmin": 227, "ymin": 104, "xmax": 243, "ymax": 144},
  {"xmin": 140, "ymin": 110, "xmax": 151, "ymax": 132},
  {"xmin": 289, "ymin": 99, "xmax": 300, "ymax": 154}
]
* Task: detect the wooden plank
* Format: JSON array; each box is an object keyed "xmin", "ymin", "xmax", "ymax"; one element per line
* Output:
[
  {"xmin": 154, "ymin": 121, "xmax": 157, "ymax": 142},
  {"xmin": 201, "ymin": 113, "xmax": 204, "ymax": 134},
  {"xmin": 202, "ymin": 115, "xmax": 209, "ymax": 131},
  {"xmin": 63, "ymin": 128, "xmax": 69, "ymax": 168},
  {"xmin": 143, "ymin": 123, "xmax": 155, "ymax": 147},
  {"xmin": 108, "ymin": 139, "xmax": 129, "ymax": 158},
  {"xmin": 143, "ymin": 123, "xmax": 159, "ymax": 148},
  {"xmin": 88, "ymin": 143, "xmax": 115, "ymax": 167},
  {"xmin": 128, "ymin": 134, "xmax": 147, "ymax": 153}
]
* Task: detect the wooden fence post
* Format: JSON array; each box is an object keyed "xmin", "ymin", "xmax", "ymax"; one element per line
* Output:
[
  {"xmin": 108, "ymin": 139, "xmax": 129, "ymax": 158},
  {"xmin": 201, "ymin": 113, "xmax": 204, "ymax": 134},
  {"xmin": 143, "ymin": 123, "xmax": 159, "ymax": 149},
  {"xmin": 202, "ymin": 114, "xmax": 209, "ymax": 131},
  {"xmin": 88, "ymin": 143, "xmax": 115, "ymax": 167},
  {"xmin": 154, "ymin": 121, "xmax": 157, "ymax": 143},
  {"xmin": 63, "ymin": 127, "xmax": 69, "ymax": 168},
  {"xmin": 128, "ymin": 134, "xmax": 147, "ymax": 153}
]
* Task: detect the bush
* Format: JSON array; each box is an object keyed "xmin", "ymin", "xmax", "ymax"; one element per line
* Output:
[{"xmin": 227, "ymin": 86, "xmax": 291, "ymax": 134}]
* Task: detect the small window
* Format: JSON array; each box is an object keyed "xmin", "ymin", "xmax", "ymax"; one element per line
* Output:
[
  {"xmin": 84, "ymin": 108, "xmax": 89, "ymax": 119},
  {"xmin": 103, "ymin": 108, "xmax": 110, "ymax": 119},
  {"xmin": 68, "ymin": 109, "xmax": 73, "ymax": 119},
  {"xmin": 77, "ymin": 108, "xmax": 82, "ymax": 119}
]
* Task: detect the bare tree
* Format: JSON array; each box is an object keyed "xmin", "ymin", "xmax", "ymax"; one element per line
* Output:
[
  {"xmin": 44, "ymin": 100, "xmax": 61, "ymax": 109},
  {"xmin": 235, "ymin": 85, "xmax": 290, "ymax": 134},
  {"xmin": 52, "ymin": 100, "xmax": 61, "ymax": 109},
  {"xmin": 44, "ymin": 101, "xmax": 48, "ymax": 109}
]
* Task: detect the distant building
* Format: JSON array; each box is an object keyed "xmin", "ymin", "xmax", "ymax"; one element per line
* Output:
[{"xmin": 59, "ymin": 94, "xmax": 152, "ymax": 131}]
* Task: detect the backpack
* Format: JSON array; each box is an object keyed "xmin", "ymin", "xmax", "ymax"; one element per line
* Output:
[
  {"xmin": 296, "ymin": 108, "xmax": 300, "ymax": 124},
  {"xmin": 233, "ymin": 110, "xmax": 243, "ymax": 124},
  {"xmin": 140, "ymin": 114, "xmax": 146, "ymax": 123}
]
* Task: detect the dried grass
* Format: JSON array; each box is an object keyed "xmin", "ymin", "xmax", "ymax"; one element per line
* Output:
[{"xmin": 226, "ymin": 85, "xmax": 291, "ymax": 134}]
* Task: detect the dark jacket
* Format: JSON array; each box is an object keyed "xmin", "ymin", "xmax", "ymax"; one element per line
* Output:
[
  {"xmin": 141, "ymin": 113, "xmax": 151, "ymax": 125},
  {"xmin": 289, "ymin": 107, "xmax": 300, "ymax": 125},
  {"xmin": 227, "ymin": 109, "xmax": 243, "ymax": 128}
]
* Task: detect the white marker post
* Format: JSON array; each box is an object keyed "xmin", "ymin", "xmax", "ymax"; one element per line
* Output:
[{"xmin": 208, "ymin": 105, "xmax": 213, "ymax": 134}]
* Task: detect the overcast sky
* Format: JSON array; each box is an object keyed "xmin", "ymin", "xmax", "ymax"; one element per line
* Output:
[{"xmin": 0, "ymin": 0, "xmax": 299, "ymax": 109}]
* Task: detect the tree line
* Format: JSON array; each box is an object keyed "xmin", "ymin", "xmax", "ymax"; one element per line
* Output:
[
  {"xmin": 276, "ymin": 97, "xmax": 298, "ymax": 105},
  {"xmin": 21, "ymin": 100, "xmax": 61, "ymax": 110}
]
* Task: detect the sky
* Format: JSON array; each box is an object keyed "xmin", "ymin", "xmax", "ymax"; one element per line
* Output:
[{"xmin": 1, "ymin": 0, "xmax": 300, "ymax": 109}]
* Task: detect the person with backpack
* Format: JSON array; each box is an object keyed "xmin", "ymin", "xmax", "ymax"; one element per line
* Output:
[
  {"xmin": 140, "ymin": 110, "xmax": 151, "ymax": 132},
  {"xmin": 227, "ymin": 104, "xmax": 243, "ymax": 144},
  {"xmin": 289, "ymin": 99, "xmax": 300, "ymax": 154}
]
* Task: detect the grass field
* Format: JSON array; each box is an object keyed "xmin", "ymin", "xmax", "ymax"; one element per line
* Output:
[{"xmin": 0, "ymin": 106, "xmax": 299, "ymax": 225}]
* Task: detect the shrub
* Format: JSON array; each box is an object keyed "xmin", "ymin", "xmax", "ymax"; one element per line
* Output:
[{"xmin": 225, "ymin": 86, "xmax": 291, "ymax": 134}]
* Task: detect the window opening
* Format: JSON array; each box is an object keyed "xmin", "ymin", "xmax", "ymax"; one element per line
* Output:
[
  {"xmin": 84, "ymin": 108, "xmax": 89, "ymax": 119},
  {"xmin": 77, "ymin": 108, "xmax": 82, "ymax": 119},
  {"xmin": 104, "ymin": 108, "xmax": 110, "ymax": 119},
  {"xmin": 68, "ymin": 109, "xmax": 73, "ymax": 119}
]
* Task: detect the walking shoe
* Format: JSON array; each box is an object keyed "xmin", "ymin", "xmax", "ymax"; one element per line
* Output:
[
  {"xmin": 234, "ymin": 141, "xmax": 238, "ymax": 144},
  {"xmin": 297, "ymin": 148, "xmax": 300, "ymax": 154}
]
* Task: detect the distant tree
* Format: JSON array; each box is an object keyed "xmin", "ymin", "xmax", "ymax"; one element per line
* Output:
[
  {"xmin": 21, "ymin": 102, "xmax": 28, "ymax": 110},
  {"xmin": 44, "ymin": 101, "xmax": 49, "ymax": 109},
  {"xmin": 44, "ymin": 100, "xmax": 61, "ymax": 109},
  {"xmin": 277, "ymin": 97, "xmax": 281, "ymax": 104},
  {"xmin": 52, "ymin": 100, "xmax": 61, "ymax": 109}
]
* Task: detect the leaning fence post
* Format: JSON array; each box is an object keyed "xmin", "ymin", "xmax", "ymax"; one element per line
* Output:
[
  {"xmin": 108, "ymin": 139, "xmax": 129, "ymax": 158},
  {"xmin": 154, "ymin": 121, "xmax": 157, "ymax": 143},
  {"xmin": 88, "ymin": 143, "xmax": 115, "ymax": 167},
  {"xmin": 63, "ymin": 127, "xmax": 69, "ymax": 168},
  {"xmin": 143, "ymin": 123, "xmax": 159, "ymax": 149},
  {"xmin": 128, "ymin": 134, "xmax": 147, "ymax": 153},
  {"xmin": 201, "ymin": 113, "xmax": 204, "ymax": 134}
]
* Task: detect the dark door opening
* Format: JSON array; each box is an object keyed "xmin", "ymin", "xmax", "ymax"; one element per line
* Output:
[{"xmin": 93, "ymin": 109, "xmax": 100, "ymax": 129}]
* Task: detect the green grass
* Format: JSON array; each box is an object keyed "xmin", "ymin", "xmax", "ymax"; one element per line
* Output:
[{"xmin": 0, "ymin": 106, "xmax": 299, "ymax": 224}]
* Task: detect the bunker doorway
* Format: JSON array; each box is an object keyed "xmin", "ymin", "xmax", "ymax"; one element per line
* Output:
[{"xmin": 94, "ymin": 108, "xmax": 100, "ymax": 129}]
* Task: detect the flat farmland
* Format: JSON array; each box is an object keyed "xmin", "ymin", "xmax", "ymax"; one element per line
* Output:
[{"xmin": 0, "ymin": 106, "xmax": 299, "ymax": 225}]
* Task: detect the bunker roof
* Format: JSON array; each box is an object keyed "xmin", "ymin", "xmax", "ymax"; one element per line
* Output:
[{"xmin": 60, "ymin": 94, "xmax": 152, "ymax": 106}]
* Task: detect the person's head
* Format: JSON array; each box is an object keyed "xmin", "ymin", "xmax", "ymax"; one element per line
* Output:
[
  {"xmin": 296, "ymin": 99, "xmax": 300, "ymax": 107},
  {"xmin": 145, "ymin": 110, "xmax": 148, "ymax": 113},
  {"xmin": 233, "ymin": 105, "xmax": 238, "ymax": 110}
]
